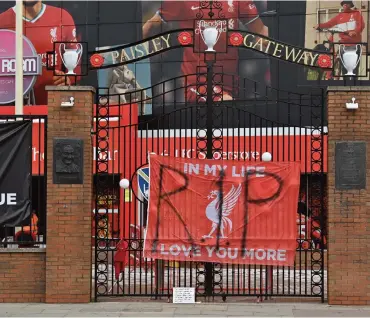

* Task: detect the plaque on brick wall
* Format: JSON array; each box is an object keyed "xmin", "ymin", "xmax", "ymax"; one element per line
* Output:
[
  {"xmin": 53, "ymin": 138, "xmax": 84, "ymax": 184},
  {"xmin": 335, "ymin": 142, "xmax": 366, "ymax": 190}
]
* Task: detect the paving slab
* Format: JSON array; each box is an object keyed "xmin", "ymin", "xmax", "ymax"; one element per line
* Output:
[
  {"xmin": 79, "ymin": 307, "xmax": 128, "ymax": 313},
  {"xmin": 1, "ymin": 308, "xmax": 44, "ymax": 315},
  {"xmin": 200, "ymin": 310, "xmax": 239, "ymax": 316},
  {"xmin": 174, "ymin": 308, "xmax": 202, "ymax": 315},
  {"xmin": 126, "ymin": 304, "xmax": 163, "ymax": 309},
  {"xmin": 8, "ymin": 315, "xmax": 67, "ymax": 318},
  {"xmin": 58, "ymin": 304, "xmax": 96, "ymax": 310},
  {"xmin": 27, "ymin": 304, "xmax": 63, "ymax": 309},
  {"xmin": 164, "ymin": 304, "xmax": 198, "ymax": 308},
  {"xmin": 65, "ymin": 314, "xmax": 123, "ymax": 317},
  {"xmin": 39, "ymin": 310, "xmax": 71, "ymax": 315},
  {"xmin": 199, "ymin": 305, "xmax": 228, "ymax": 311},
  {"xmin": 252, "ymin": 315, "xmax": 286, "ymax": 317},
  {"xmin": 1, "ymin": 302, "xmax": 370, "ymax": 317},
  {"xmin": 226, "ymin": 305, "xmax": 293, "ymax": 314},
  {"xmin": 118, "ymin": 314, "xmax": 175, "ymax": 317},
  {"xmin": 0, "ymin": 304, "xmax": 29, "ymax": 308},
  {"xmin": 292, "ymin": 309, "xmax": 368, "ymax": 317},
  {"xmin": 122, "ymin": 308, "xmax": 163, "ymax": 313}
]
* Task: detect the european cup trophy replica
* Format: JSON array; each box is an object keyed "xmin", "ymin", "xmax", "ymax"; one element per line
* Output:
[
  {"xmin": 339, "ymin": 44, "xmax": 362, "ymax": 76},
  {"xmin": 196, "ymin": 20, "xmax": 227, "ymax": 52},
  {"xmin": 59, "ymin": 43, "xmax": 83, "ymax": 75}
]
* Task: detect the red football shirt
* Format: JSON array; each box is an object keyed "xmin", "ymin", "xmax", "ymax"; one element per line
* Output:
[
  {"xmin": 318, "ymin": 10, "xmax": 365, "ymax": 46},
  {"xmin": 0, "ymin": 4, "xmax": 78, "ymax": 104},
  {"xmin": 158, "ymin": 0, "xmax": 259, "ymax": 99}
]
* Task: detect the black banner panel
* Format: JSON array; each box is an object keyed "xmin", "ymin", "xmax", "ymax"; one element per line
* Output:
[{"xmin": 0, "ymin": 121, "xmax": 32, "ymax": 226}]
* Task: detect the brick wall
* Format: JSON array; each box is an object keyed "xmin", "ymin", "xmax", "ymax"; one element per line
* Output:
[
  {"xmin": 0, "ymin": 250, "xmax": 45, "ymax": 302},
  {"xmin": 45, "ymin": 86, "xmax": 94, "ymax": 303},
  {"xmin": 327, "ymin": 87, "xmax": 370, "ymax": 305}
]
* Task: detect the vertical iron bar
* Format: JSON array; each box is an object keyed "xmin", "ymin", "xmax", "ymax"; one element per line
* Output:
[
  {"xmin": 43, "ymin": 116, "xmax": 48, "ymax": 245},
  {"xmin": 94, "ymin": 91, "xmax": 99, "ymax": 302},
  {"xmin": 320, "ymin": 89, "xmax": 325, "ymax": 303},
  {"xmin": 204, "ymin": 59, "xmax": 215, "ymax": 299}
]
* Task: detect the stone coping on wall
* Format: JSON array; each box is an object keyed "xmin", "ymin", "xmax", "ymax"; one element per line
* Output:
[
  {"xmin": 45, "ymin": 85, "xmax": 95, "ymax": 93},
  {"xmin": 327, "ymin": 86, "xmax": 370, "ymax": 92},
  {"xmin": 0, "ymin": 248, "xmax": 46, "ymax": 253}
]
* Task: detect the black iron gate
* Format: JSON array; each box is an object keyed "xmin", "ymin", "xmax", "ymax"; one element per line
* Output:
[{"xmin": 94, "ymin": 65, "xmax": 326, "ymax": 301}]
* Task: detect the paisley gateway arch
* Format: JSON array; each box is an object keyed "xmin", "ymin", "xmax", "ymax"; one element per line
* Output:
[{"xmin": 87, "ymin": 14, "xmax": 335, "ymax": 301}]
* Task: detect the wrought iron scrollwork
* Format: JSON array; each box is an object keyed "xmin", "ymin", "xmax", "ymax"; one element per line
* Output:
[
  {"xmin": 309, "ymin": 91, "xmax": 325, "ymax": 301},
  {"xmin": 196, "ymin": 1, "xmax": 225, "ymax": 19},
  {"xmin": 94, "ymin": 92, "xmax": 111, "ymax": 299}
]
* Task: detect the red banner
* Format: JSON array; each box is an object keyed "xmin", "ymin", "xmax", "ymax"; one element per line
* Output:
[{"xmin": 144, "ymin": 154, "xmax": 300, "ymax": 266}]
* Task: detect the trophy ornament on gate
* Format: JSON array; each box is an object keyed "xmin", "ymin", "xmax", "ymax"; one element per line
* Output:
[
  {"xmin": 196, "ymin": 20, "xmax": 227, "ymax": 52},
  {"xmin": 339, "ymin": 44, "xmax": 362, "ymax": 76},
  {"xmin": 59, "ymin": 43, "xmax": 83, "ymax": 75}
]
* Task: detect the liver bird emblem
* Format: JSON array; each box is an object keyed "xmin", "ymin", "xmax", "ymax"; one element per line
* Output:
[
  {"xmin": 203, "ymin": 184, "xmax": 242, "ymax": 239},
  {"xmin": 50, "ymin": 27, "xmax": 57, "ymax": 43}
]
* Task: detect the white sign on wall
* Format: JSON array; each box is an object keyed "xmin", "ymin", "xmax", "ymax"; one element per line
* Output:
[{"xmin": 173, "ymin": 287, "xmax": 195, "ymax": 304}]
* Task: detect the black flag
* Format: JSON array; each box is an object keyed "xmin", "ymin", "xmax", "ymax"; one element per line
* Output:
[{"xmin": 0, "ymin": 120, "xmax": 32, "ymax": 226}]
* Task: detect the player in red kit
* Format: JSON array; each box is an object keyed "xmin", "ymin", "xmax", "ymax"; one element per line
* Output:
[
  {"xmin": 314, "ymin": 1, "xmax": 365, "ymax": 77},
  {"xmin": 0, "ymin": 0, "xmax": 80, "ymax": 104},
  {"xmin": 143, "ymin": 1, "xmax": 269, "ymax": 102}
]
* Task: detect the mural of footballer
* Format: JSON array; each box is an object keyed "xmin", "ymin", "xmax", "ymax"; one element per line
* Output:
[
  {"xmin": 143, "ymin": 0, "xmax": 270, "ymax": 102},
  {"xmin": 314, "ymin": 0, "xmax": 365, "ymax": 77},
  {"xmin": 0, "ymin": 0, "xmax": 80, "ymax": 104}
]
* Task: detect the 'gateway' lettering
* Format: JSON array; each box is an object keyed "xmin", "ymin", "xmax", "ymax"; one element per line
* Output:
[
  {"xmin": 241, "ymin": 33, "xmax": 321, "ymax": 67},
  {"xmin": 0, "ymin": 193, "xmax": 17, "ymax": 205}
]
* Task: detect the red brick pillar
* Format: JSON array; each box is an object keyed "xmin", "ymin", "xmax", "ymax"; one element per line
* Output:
[
  {"xmin": 327, "ymin": 87, "xmax": 370, "ymax": 305},
  {"xmin": 45, "ymin": 86, "xmax": 94, "ymax": 303}
]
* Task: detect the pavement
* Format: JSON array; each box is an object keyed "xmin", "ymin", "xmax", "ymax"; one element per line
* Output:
[{"xmin": 1, "ymin": 302, "xmax": 370, "ymax": 317}]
